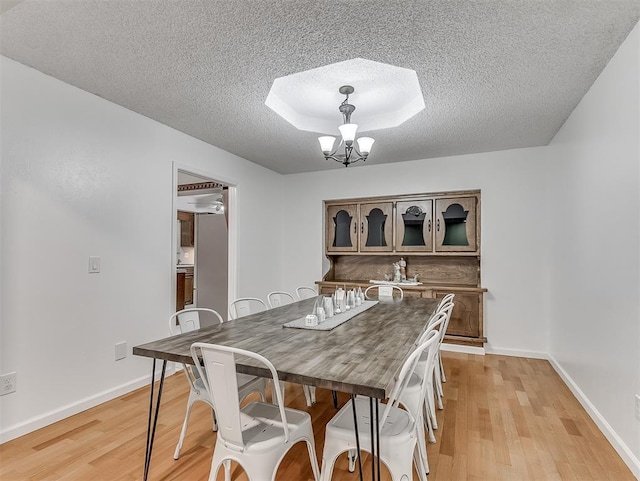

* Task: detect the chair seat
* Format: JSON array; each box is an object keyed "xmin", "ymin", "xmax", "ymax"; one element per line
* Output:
[
  {"xmin": 326, "ymin": 395, "xmax": 415, "ymax": 443},
  {"xmin": 321, "ymin": 396, "xmax": 423, "ymax": 481},
  {"xmin": 238, "ymin": 401, "xmax": 313, "ymax": 451}
]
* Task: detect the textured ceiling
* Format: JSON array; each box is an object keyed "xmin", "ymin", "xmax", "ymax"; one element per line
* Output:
[{"xmin": 1, "ymin": 1, "xmax": 639, "ymax": 174}]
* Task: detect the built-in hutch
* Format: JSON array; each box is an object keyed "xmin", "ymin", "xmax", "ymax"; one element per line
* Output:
[{"xmin": 317, "ymin": 190, "xmax": 487, "ymax": 347}]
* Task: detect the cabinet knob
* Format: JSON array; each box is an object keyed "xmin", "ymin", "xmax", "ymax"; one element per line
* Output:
[
  {"xmin": 437, "ymin": 219, "xmax": 440, "ymax": 231},
  {"xmin": 361, "ymin": 222, "xmax": 364, "ymax": 234},
  {"xmin": 428, "ymin": 219, "xmax": 432, "ymax": 232}
]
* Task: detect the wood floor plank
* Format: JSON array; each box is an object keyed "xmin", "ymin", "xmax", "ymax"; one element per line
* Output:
[{"xmin": 0, "ymin": 353, "xmax": 635, "ymax": 480}]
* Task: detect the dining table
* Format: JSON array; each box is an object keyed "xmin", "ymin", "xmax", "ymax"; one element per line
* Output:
[{"xmin": 133, "ymin": 295, "xmax": 439, "ymax": 481}]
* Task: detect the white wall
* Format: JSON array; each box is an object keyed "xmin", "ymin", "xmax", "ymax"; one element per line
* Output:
[
  {"xmin": 282, "ymin": 147, "xmax": 552, "ymax": 356},
  {"xmin": 546, "ymin": 24, "xmax": 640, "ymax": 472},
  {"xmin": 0, "ymin": 56, "xmax": 284, "ymax": 441}
]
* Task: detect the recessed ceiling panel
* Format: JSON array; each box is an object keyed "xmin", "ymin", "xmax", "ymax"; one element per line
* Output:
[{"xmin": 265, "ymin": 58, "xmax": 425, "ymax": 134}]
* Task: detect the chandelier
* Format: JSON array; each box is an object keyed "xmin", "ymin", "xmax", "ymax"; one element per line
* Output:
[{"xmin": 318, "ymin": 85, "xmax": 375, "ymax": 167}]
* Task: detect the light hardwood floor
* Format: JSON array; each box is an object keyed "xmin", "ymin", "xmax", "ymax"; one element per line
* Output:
[{"xmin": 0, "ymin": 353, "xmax": 634, "ymax": 480}]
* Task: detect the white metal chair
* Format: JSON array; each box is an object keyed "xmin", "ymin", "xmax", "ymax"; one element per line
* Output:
[
  {"xmin": 191, "ymin": 342, "xmax": 321, "ymax": 481},
  {"xmin": 229, "ymin": 296, "xmax": 290, "ymax": 404},
  {"xmin": 169, "ymin": 308, "xmax": 267, "ymax": 461},
  {"xmin": 429, "ymin": 298, "xmax": 454, "ymax": 413},
  {"xmin": 296, "ymin": 286, "xmax": 318, "ymax": 300},
  {"xmin": 267, "ymin": 290, "xmax": 319, "ymax": 407},
  {"xmin": 364, "ymin": 284, "xmax": 404, "ymax": 300},
  {"xmin": 267, "ymin": 290, "xmax": 296, "ymax": 308},
  {"xmin": 413, "ymin": 300, "xmax": 454, "ymax": 446},
  {"xmin": 320, "ymin": 332, "xmax": 439, "ymax": 481},
  {"xmin": 435, "ymin": 293, "xmax": 455, "ymax": 383},
  {"xmin": 398, "ymin": 316, "xmax": 447, "ymax": 474},
  {"xmin": 228, "ymin": 297, "xmax": 267, "ymax": 320}
]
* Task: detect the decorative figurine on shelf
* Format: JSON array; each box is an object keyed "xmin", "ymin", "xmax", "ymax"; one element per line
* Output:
[
  {"xmin": 393, "ymin": 262, "xmax": 401, "ymax": 283},
  {"xmin": 399, "ymin": 257, "xmax": 407, "ymax": 281}
]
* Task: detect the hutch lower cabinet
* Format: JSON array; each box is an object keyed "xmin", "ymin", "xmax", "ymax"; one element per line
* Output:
[{"xmin": 316, "ymin": 280, "xmax": 486, "ymax": 347}]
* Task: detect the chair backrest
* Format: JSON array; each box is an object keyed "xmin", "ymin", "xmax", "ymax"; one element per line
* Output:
[
  {"xmin": 267, "ymin": 291, "xmax": 296, "ymax": 308},
  {"xmin": 169, "ymin": 307, "xmax": 224, "ymax": 335},
  {"xmin": 437, "ymin": 293, "xmax": 455, "ymax": 311},
  {"xmin": 430, "ymin": 299, "xmax": 454, "ymax": 340},
  {"xmin": 228, "ymin": 297, "xmax": 267, "ymax": 320},
  {"xmin": 295, "ymin": 286, "xmax": 317, "ymax": 300},
  {"xmin": 170, "ymin": 308, "xmax": 224, "ymax": 388},
  {"xmin": 364, "ymin": 285, "xmax": 404, "ymax": 300},
  {"xmin": 381, "ymin": 329, "xmax": 440, "ymax": 428},
  {"xmin": 190, "ymin": 342, "xmax": 289, "ymax": 450},
  {"xmin": 420, "ymin": 310, "xmax": 447, "ymax": 345},
  {"xmin": 415, "ymin": 311, "xmax": 447, "ymax": 346}
]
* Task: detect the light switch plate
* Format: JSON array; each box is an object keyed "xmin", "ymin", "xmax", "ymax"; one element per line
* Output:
[
  {"xmin": 114, "ymin": 342, "xmax": 127, "ymax": 361},
  {"xmin": 89, "ymin": 256, "xmax": 101, "ymax": 273}
]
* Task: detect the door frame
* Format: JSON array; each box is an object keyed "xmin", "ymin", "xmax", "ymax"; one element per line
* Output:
[{"xmin": 171, "ymin": 161, "xmax": 238, "ymax": 316}]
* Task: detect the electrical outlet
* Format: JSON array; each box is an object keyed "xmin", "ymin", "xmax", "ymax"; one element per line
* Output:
[
  {"xmin": 114, "ymin": 342, "xmax": 127, "ymax": 361},
  {"xmin": 635, "ymin": 395, "xmax": 640, "ymax": 421},
  {"xmin": 1, "ymin": 372, "xmax": 17, "ymax": 395}
]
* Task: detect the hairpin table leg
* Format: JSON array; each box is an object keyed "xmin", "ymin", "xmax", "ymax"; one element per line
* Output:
[
  {"xmin": 351, "ymin": 394, "xmax": 364, "ymax": 481},
  {"xmin": 143, "ymin": 359, "xmax": 167, "ymax": 481}
]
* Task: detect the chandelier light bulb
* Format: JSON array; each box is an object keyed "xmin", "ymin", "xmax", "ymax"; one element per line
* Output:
[
  {"xmin": 357, "ymin": 137, "xmax": 375, "ymax": 155},
  {"xmin": 318, "ymin": 136, "xmax": 336, "ymax": 154},
  {"xmin": 338, "ymin": 123, "xmax": 358, "ymax": 144}
]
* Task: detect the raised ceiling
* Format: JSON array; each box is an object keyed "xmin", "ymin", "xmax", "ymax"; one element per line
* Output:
[{"xmin": 1, "ymin": 1, "xmax": 638, "ymax": 174}]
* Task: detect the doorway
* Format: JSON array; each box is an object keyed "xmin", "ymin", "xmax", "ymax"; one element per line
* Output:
[{"xmin": 173, "ymin": 164, "xmax": 237, "ymax": 322}]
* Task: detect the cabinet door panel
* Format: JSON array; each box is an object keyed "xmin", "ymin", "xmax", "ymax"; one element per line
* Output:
[
  {"xmin": 435, "ymin": 197, "xmax": 477, "ymax": 252},
  {"xmin": 359, "ymin": 202, "xmax": 393, "ymax": 252},
  {"xmin": 185, "ymin": 274, "xmax": 194, "ymax": 305},
  {"xmin": 176, "ymin": 272, "xmax": 186, "ymax": 311},
  {"xmin": 395, "ymin": 200, "xmax": 433, "ymax": 252},
  {"xmin": 436, "ymin": 291, "xmax": 479, "ymax": 338},
  {"xmin": 326, "ymin": 204, "xmax": 358, "ymax": 252},
  {"xmin": 178, "ymin": 211, "xmax": 195, "ymax": 247}
]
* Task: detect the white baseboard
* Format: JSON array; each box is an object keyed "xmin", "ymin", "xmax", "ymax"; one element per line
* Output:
[
  {"xmin": 548, "ymin": 355, "xmax": 640, "ymax": 480},
  {"xmin": 441, "ymin": 343, "xmax": 485, "ymax": 355},
  {"xmin": 0, "ymin": 365, "xmax": 176, "ymax": 444},
  {"xmin": 440, "ymin": 344, "xmax": 550, "ymax": 359},
  {"xmin": 484, "ymin": 346, "xmax": 549, "ymax": 359}
]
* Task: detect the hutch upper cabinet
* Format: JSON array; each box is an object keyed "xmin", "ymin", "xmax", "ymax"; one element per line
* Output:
[
  {"xmin": 434, "ymin": 197, "xmax": 477, "ymax": 252},
  {"xmin": 359, "ymin": 202, "xmax": 394, "ymax": 252},
  {"xmin": 395, "ymin": 199, "xmax": 434, "ymax": 252},
  {"xmin": 326, "ymin": 191, "xmax": 479, "ymax": 255},
  {"xmin": 326, "ymin": 202, "xmax": 394, "ymax": 253},
  {"xmin": 326, "ymin": 204, "xmax": 358, "ymax": 252}
]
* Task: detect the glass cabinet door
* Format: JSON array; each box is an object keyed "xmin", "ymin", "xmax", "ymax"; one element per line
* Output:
[
  {"xmin": 395, "ymin": 200, "xmax": 433, "ymax": 252},
  {"xmin": 326, "ymin": 204, "xmax": 358, "ymax": 252},
  {"xmin": 434, "ymin": 197, "xmax": 477, "ymax": 252},
  {"xmin": 359, "ymin": 202, "xmax": 393, "ymax": 252}
]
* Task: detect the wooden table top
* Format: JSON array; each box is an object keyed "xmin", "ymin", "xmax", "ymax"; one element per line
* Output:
[{"xmin": 133, "ymin": 297, "xmax": 439, "ymax": 399}]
